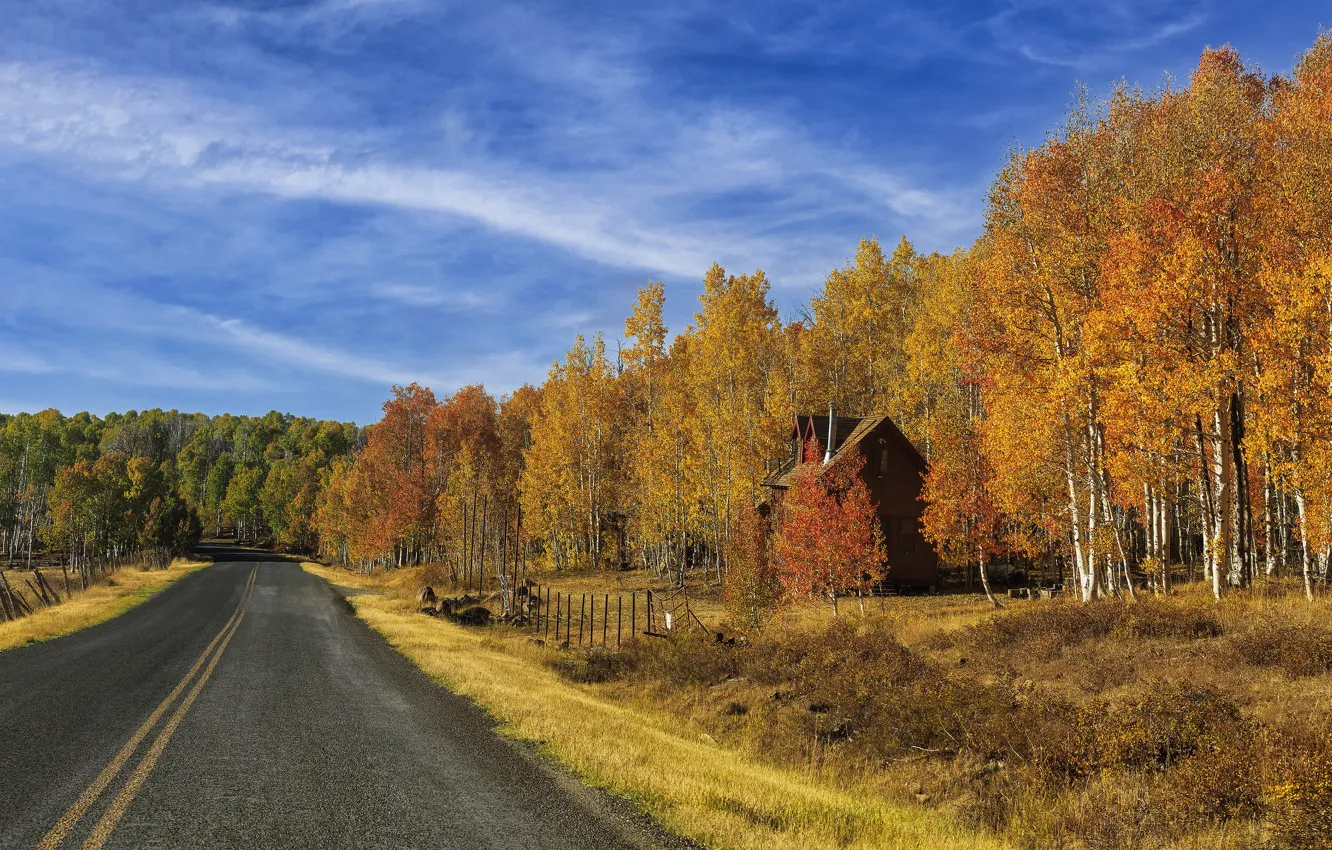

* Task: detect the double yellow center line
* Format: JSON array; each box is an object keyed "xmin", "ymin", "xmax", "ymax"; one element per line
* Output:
[{"xmin": 37, "ymin": 564, "xmax": 258, "ymax": 850}]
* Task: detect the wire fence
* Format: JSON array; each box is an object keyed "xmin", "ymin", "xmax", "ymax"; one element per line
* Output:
[{"xmin": 522, "ymin": 584, "xmax": 709, "ymax": 648}]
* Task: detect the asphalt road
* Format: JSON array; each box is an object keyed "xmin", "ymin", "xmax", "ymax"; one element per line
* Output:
[{"xmin": 0, "ymin": 547, "xmax": 688, "ymax": 849}]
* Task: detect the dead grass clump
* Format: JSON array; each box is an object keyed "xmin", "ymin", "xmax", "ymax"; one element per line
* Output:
[
  {"xmin": 1228, "ymin": 616, "xmax": 1332, "ymax": 677},
  {"xmin": 1053, "ymin": 778, "xmax": 1161, "ymax": 850},
  {"xmin": 549, "ymin": 647, "xmax": 632, "ymax": 683},
  {"xmin": 625, "ymin": 632, "xmax": 743, "ymax": 686}
]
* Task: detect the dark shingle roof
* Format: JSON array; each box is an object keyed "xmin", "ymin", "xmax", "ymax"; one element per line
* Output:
[{"xmin": 763, "ymin": 414, "xmax": 924, "ymax": 489}]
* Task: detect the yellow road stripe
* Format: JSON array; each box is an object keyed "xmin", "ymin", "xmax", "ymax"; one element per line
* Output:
[
  {"xmin": 35, "ymin": 564, "xmax": 257, "ymax": 850},
  {"xmin": 80, "ymin": 609, "xmax": 247, "ymax": 850}
]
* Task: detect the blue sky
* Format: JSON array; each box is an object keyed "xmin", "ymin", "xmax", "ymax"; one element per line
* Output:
[{"xmin": 0, "ymin": 0, "xmax": 1326, "ymax": 423}]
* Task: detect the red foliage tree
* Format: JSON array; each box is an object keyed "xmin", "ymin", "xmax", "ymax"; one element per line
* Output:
[
  {"xmin": 352, "ymin": 383, "xmax": 438, "ymax": 564},
  {"xmin": 773, "ymin": 440, "xmax": 886, "ymax": 615}
]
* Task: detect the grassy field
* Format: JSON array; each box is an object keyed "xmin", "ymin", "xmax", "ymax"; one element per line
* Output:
[
  {"xmin": 304, "ymin": 560, "xmax": 1011, "ymax": 850},
  {"xmin": 0, "ymin": 559, "xmax": 210, "ymax": 652}
]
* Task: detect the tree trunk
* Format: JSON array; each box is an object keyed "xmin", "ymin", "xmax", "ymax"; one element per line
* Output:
[
  {"xmin": 1295, "ymin": 489, "xmax": 1316, "ymax": 603},
  {"xmin": 1066, "ymin": 440, "xmax": 1093, "ymax": 602},
  {"xmin": 978, "ymin": 548, "xmax": 1001, "ymax": 608},
  {"xmin": 478, "ymin": 496, "xmax": 488, "ymax": 595}
]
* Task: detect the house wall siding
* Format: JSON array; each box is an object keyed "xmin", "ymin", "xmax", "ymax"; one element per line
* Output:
[{"xmin": 859, "ymin": 421, "xmax": 938, "ymax": 587}]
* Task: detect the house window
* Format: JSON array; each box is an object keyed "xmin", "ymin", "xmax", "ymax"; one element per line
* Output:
[
  {"xmin": 899, "ymin": 520, "xmax": 916, "ymax": 553},
  {"xmin": 878, "ymin": 448, "xmax": 889, "ymax": 474}
]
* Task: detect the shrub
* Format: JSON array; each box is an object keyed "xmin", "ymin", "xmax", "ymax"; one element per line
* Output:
[
  {"xmin": 1112, "ymin": 682, "xmax": 1244, "ymax": 770},
  {"xmin": 740, "ymin": 620, "xmax": 1034, "ymax": 762},
  {"xmin": 609, "ymin": 617, "xmax": 1034, "ymax": 765},
  {"xmin": 1158, "ymin": 726, "xmax": 1265, "ymax": 825},
  {"xmin": 1269, "ymin": 754, "xmax": 1332, "ymax": 850},
  {"xmin": 960, "ymin": 599, "xmax": 1224, "ymax": 663},
  {"xmin": 1229, "ymin": 618, "xmax": 1332, "ymax": 677},
  {"xmin": 420, "ymin": 561, "xmax": 452, "ymax": 588},
  {"xmin": 1030, "ymin": 682, "xmax": 1247, "ymax": 781},
  {"xmin": 626, "ymin": 632, "xmax": 741, "ymax": 686},
  {"xmin": 1119, "ymin": 600, "xmax": 1222, "ymax": 640},
  {"xmin": 962, "ymin": 600, "xmax": 1120, "ymax": 660}
]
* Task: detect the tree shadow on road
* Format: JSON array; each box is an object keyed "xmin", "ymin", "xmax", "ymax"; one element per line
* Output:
[{"xmin": 191, "ymin": 543, "xmax": 304, "ymax": 564}]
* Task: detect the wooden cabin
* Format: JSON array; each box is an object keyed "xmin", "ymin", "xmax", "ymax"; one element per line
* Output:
[{"xmin": 762, "ymin": 413, "xmax": 939, "ymax": 589}]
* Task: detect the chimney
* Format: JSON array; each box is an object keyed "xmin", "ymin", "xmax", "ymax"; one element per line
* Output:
[{"xmin": 824, "ymin": 403, "xmax": 834, "ymax": 464}]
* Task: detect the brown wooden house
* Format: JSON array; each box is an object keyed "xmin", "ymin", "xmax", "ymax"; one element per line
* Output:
[{"xmin": 762, "ymin": 413, "xmax": 939, "ymax": 588}]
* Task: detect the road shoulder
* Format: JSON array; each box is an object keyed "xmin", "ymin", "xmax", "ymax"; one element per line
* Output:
[{"xmin": 0, "ymin": 560, "xmax": 210, "ymax": 652}]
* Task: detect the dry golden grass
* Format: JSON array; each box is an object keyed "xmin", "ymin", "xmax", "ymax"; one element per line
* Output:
[
  {"xmin": 0, "ymin": 559, "xmax": 210, "ymax": 652},
  {"xmin": 303, "ymin": 561, "xmax": 1011, "ymax": 850}
]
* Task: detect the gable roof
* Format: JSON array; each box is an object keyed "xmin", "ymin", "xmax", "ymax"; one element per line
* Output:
[
  {"xmin": 794, "ymin": 415, "xmax": 864, "ymax": 452},
  {"xmin": 763, "ymin": 413, "xmax": 926, "ymax": 489}
]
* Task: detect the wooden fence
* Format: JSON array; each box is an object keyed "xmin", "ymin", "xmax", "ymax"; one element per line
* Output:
[
  {"xmin": 522, "ymin": 584, "xmax": 708, "ymax": 648},
  {"xmin": 0, "ymin": 567, "xmax": 67, "ymax": 622}
]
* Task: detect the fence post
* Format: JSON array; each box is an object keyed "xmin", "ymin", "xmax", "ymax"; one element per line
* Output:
[
  {"xmin": 544, "ymin": 587, "xmax": 551, "ymax": 642},
  {"xmin": 579, "ymin": 594, "xmax": 586, "ymax": 646},
  {"xmin": 602, "ymin": 593, "xmax": 608, "ymax": 646},
  {"xmin": 554, "ymin": 592, "xmax": 561, "ymax": 642},
  {"xmin": 617, "ymin": 595, "xmax": 622, "ymax": 649},
  {"xmin": 631, "ymin": 591, "xmax": 636, "ymax": 637}
]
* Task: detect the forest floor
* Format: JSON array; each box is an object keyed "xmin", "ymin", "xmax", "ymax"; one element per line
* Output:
[
  {"xmin": 0, "ymin": 558, "xmax": 209, "ymax": 652},
  {"xmin": 305, "ymin": 561, "xmax": 1332, "ymax": 850}
]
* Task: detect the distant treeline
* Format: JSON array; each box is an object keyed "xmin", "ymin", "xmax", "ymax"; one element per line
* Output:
[{"xmin": 0, "ymin": 409, "xmax": 360, "ymax": 577}]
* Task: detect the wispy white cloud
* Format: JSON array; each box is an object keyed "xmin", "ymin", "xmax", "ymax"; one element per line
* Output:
[
  {"xmin": 0, "ymin": 347, "xmax": 58, "ymax": 374},
  {"xmin": 0, "ymin": 328, "xmax": 277, "ymax": 392},
  {"xmin": 1117, "ymin": 12, "xmax": 1208, "ymax": 51},
  {"xmin": 0, "ymin": 251, "xmax": 563, "ymax": 402},
  {"xmin": 202, "ymin": 0, "xmax": 428, "ymax": 40},
  {"xmin": 0, "ymin": 56, "xmax": 974, "ymax": 287},
  {"xmin": 204, "ymin": 314, "xmax": 448, "ymax": 386},
  {"xmin": 0, "ymin": 263, "xmax": 439, "ymax": 388},
  {"xmin": 988, "ymin": 0, "xmax": 1208, "ymax": 69},
  {"xmin": 377, "ymin": 284, "xmax": 498, "ymax": 311}
]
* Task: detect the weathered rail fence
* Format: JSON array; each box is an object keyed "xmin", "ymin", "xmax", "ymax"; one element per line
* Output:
[
  {"xmin": 0, "ymin": 567, "xmax": 68, "ymax": 623},
  {"xmin": 521, "ymin": 584, "xmax": 708, "ymax": 648}
]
